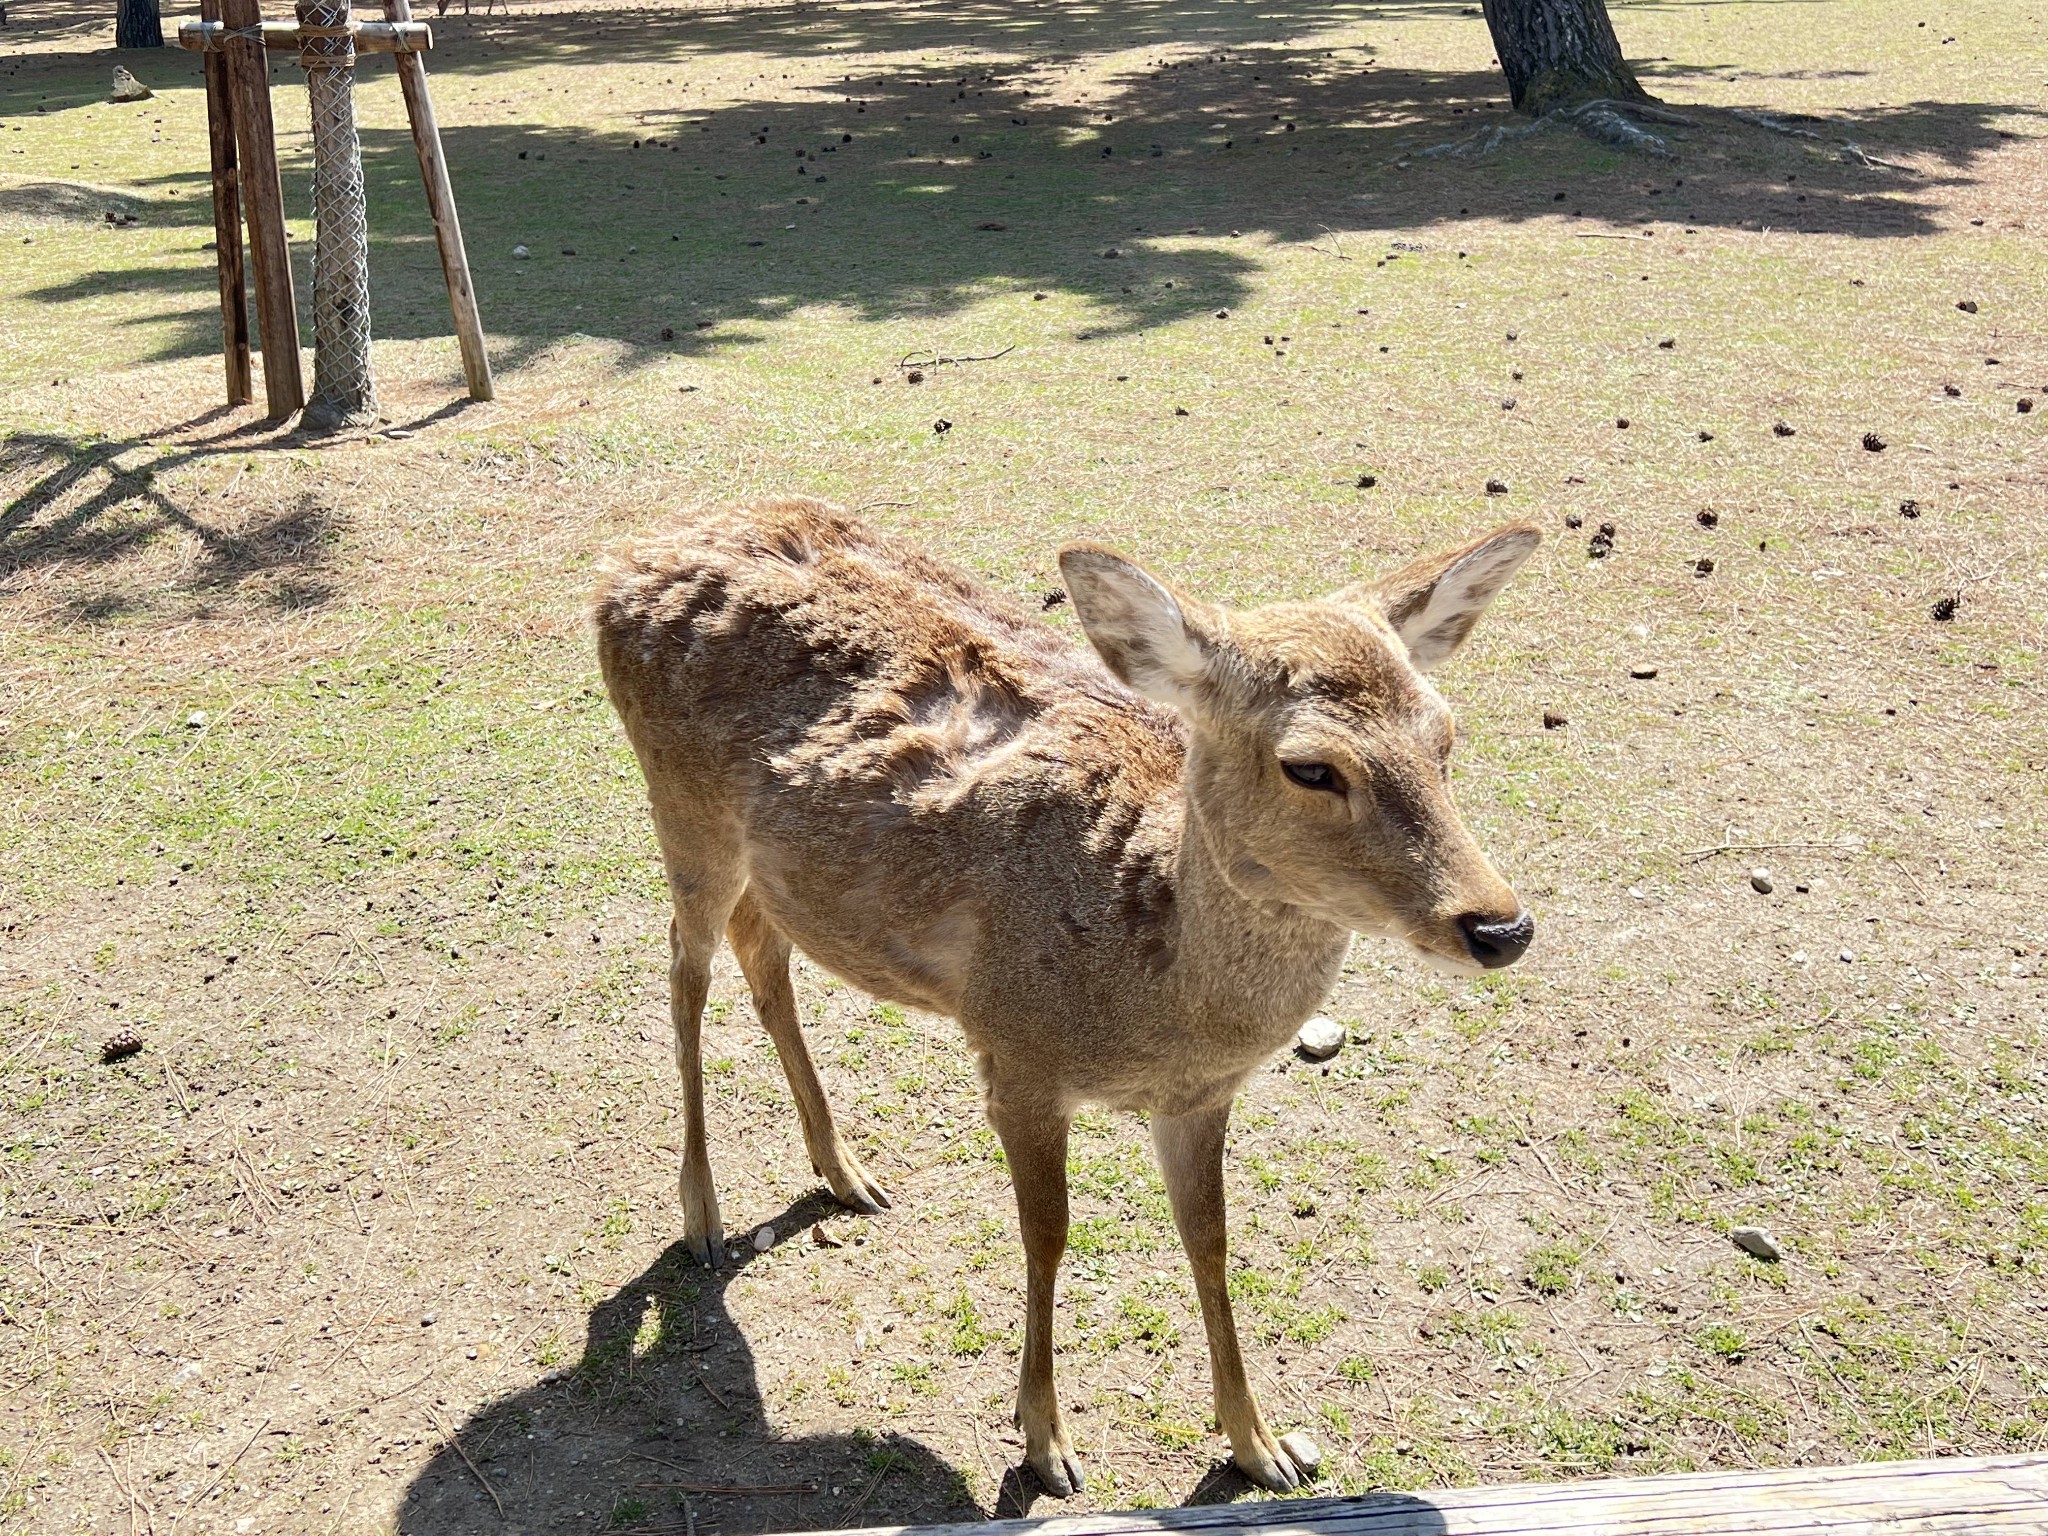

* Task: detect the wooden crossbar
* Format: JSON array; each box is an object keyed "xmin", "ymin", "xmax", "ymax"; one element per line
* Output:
[
  {"xmin": 818, "ymin": 1453, "xmax": 2048, "ymax": 1536},
  {"xmin": 177, "ymin": 18, "xmax": 433, "ymax": 53}
]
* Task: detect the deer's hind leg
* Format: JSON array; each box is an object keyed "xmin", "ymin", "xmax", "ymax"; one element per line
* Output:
[
  {"xmin": 727, "ymin": 890, "xmax": 891, "ymax": 1214},
  {"xmin": 652, "ymin": 809, "xmax": 747, "ymax": 1268}
]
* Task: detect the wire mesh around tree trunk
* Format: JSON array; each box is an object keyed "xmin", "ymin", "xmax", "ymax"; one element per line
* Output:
[{"xmin": 298, "ymin": 0, "xmax": 377, "ymax": 429}]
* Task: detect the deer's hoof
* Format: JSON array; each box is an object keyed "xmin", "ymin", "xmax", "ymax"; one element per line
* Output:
[
  {"xmin": 1028, "ymin": 1442, "xmax": 1085, "ymax": 1498},
  {"xmin": 1232, "ymin": 1425, "xmax": 1317, "ymax": 1492},
  {"xmin": 822, "ymin": 1150, "xmax": 893, "ymax": 1214}
]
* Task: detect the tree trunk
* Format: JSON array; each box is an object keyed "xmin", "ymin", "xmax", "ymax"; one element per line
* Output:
[
  {"xmin": 297, "ymin": 0, "xmax": 380, "ymax": 431},
  {"xmin": 1481, "ymin": 0, "xmax": 1648, "ymax": 114},
  {"xmin": 115, "ymin": 0, "xmax": 164, "ymax": 48}
]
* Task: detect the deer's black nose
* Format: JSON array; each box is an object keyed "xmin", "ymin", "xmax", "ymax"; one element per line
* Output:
[{"xmin": 1458, "ymin": 910, "xmax": 1534, "ymax": 969}]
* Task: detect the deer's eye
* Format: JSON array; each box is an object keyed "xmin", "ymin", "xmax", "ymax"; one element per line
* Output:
[{"xmin": 1282, "ymin": 761, "xmax": 1347, "ymax": 794}]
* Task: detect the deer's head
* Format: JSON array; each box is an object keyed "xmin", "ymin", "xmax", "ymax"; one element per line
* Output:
[{"xmin": 1059, "ymin": 525, "xmax": 1541, "ymax": 973}]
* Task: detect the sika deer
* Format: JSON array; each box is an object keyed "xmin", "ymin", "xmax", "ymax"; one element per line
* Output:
[{"xmin": 593, "ymin": 498, "xmax": 1539, "ymax": 1495}]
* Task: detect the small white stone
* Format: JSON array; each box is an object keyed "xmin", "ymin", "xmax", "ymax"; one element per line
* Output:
[
  {"xmin": 1731, "ymin": 1225, "xmax": 1784, "ymax": 1261},
  {"xmin": 1749, "ymin": 867, "xmax": 1774, "ymax": 894},
  {"xmin": 751, "ymin": 1224, "xmax": 775, "ymax": 1252},
  {"xmin": 185, "ymin": 710, "xmax": 208, "ymax": 728},
  {"xmin": 512, "ymin": 244, "xmax": 530, "ymax": 258},
  {"xmin": 1295, "ymin": 1015, "xmax": 1345, "ymax": 1061},
  {"xmin": 1279, "ymin": 1430, "xmax": 1323, "ymax": 1473}
]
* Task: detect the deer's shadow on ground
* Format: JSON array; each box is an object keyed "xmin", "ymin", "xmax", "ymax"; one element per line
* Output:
[
  {"xmin": 397, "ymin": 1189, "xmax": 1456, "ymax": 1534},
  {"xmin": 397, "ymin": 1197, "xmax": 986, "ymax": 1536}
]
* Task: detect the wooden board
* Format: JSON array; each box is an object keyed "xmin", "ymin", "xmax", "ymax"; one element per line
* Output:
[{"xmin": 825, "ymin": 1454, "xmax": 2048, "ymax": 1536}]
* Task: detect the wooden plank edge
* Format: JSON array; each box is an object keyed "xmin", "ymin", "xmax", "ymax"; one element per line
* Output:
[{"xmin": 815, "ymin": 1454, "xmax": 2048, "ymax": 1536}]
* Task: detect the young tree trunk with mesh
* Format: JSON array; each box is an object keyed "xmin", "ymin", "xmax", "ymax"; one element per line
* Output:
[
  {"xmin": 1481, "ymin": 0, "xmax": 1649, "ymax": 114},
  {"xmin": 297, "ymin": 0, "xmax": 378, "ymax": 430},
  {"xmin": 115, "ymin": 0, "xmax": 164, "ymax": 48}
]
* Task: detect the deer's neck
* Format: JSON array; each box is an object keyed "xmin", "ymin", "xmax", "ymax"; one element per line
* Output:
[{"xmin": 1171, "ymin": 795, "xmax": 1352, "ymax": 1047}]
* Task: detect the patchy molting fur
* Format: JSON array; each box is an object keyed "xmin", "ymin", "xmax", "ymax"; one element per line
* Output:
[
  {"xmin": 594, "ymin": 499, "xmax": 1347, "ymax": 1104},
  {"xmin": 592, "ymin": 495, "xmax": 1540, "ymax": 1496}
]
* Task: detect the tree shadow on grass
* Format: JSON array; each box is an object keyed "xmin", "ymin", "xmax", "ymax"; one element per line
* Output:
[
  {"xmin": 0, "ymin": 429, "xmax": 346, "ymax": 614},
  {"xmin": 8, "ymin": 3, "xmax": 2040, "ymax": 378},
  {"xmin": 397, "ymin": 1208, "xmax": 985, "ymax": 1536}
]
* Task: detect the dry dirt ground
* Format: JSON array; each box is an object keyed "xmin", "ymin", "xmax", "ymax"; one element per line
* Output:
[{"xmin": 3, "ymin": 0, "xmax": 2047, "ymax": 1532}]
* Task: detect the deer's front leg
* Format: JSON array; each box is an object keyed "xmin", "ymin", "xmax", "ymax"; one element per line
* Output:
[
  {"xmin": 986, "ymin": 1085, "xmax": 1083, "ymax": 1497},
  {"xmin": 1152, "ymin": 1101, "xmax": 1318, "ymax": 1492}
]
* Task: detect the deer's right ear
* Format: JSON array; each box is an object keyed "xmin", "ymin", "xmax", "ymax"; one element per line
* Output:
[{"xmin": 1058, "ymin": 543, "xmax": 1215, "ymax": 710}]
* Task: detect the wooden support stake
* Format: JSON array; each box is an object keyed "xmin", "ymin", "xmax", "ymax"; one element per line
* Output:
[
  {"xmin": 382, "ymin": 0, "xmax": 492, "ymax": 401},
  {"xmin": 199, "ymin": 0, "xmax": 252, "ymax": 405},
  {"xmin": 220, "ymin": 0, "xmax": 305, "ymax": 419}
]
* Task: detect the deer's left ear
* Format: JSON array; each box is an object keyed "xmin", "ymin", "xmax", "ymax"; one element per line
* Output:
[{"xmin": 1335, "ymin": 524, "xmax": 1542, "ymax": 672}]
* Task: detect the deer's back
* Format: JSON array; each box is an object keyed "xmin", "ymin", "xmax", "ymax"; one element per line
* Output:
[{"xmin": 594, "ymin": 499, "xmax": 1191, "ymax": 1028}]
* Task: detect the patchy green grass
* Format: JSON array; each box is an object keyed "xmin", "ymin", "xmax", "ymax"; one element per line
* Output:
[{"xmin": 3, "ymin": 0, "xmax": 2048, "ymax": 1529}]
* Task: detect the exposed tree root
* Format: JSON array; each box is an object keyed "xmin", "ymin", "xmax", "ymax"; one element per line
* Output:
[
  {"xmin": 1412, "ymin": 97, "xmax": 1687, "ymax": 160},
  {"xmin": 1729, "ymin": 107, "xmax": 1822, "ymax": 140},
  {"xmin": 1731, "ymin": 107, "xmax": 1920, "ymax": 174},
  {"xmin": 1411, "ymin": 98, "xmax": 1916, "ymax": 172},
  {"xmin": 1574, "ymin": 100, "xmax": 1677, "ymax": 156}
]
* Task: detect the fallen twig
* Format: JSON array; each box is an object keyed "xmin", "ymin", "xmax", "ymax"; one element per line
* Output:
[
  {"xmin": 365, "ymin": 1364, "xmax": 437, "ymax": 1405},
  {"xmin": 895, "ymin": 345, "xmax": 1014, "ymax": 372},
  {"xmin": 426, "ymin": 1405, "xmax": 505, "ymax": 1520},
  {"xmin": 97, "ymin": 1446, "xmax": 151, "ymax": 1536},
  {"xmin": 635, "ymin": 1481, "xmax": 817, "ymax": 1495},
  {"xmin": 162, "ymin": 1062, "xmax": 194, "ymax": 1116},
  {"xmin": 1522, "ymin": 1132, "xmax": 1574, "ymax": 1198},
  {"xmin": 960, "ymin": 1410, "xmax": 1006, "ymax": 1513},
  {"xmin": 1798, "ymin": 1321, "xmax": 1877, "ymax": 1436},
  {"xmin": 1681, "ymin": 838, "xmax": 1863, "ymax": 863},
  {"xmin": 840, "ymin": 1457, "xmax": 895, "ymax": 1526},
  {"xmin": 1840, "ymin": 140, "xmax": 1916, "ymax": 173},
  {"xmin": 169, "ymin": 1417, "xmax": 269, "ymax": 1536}
]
